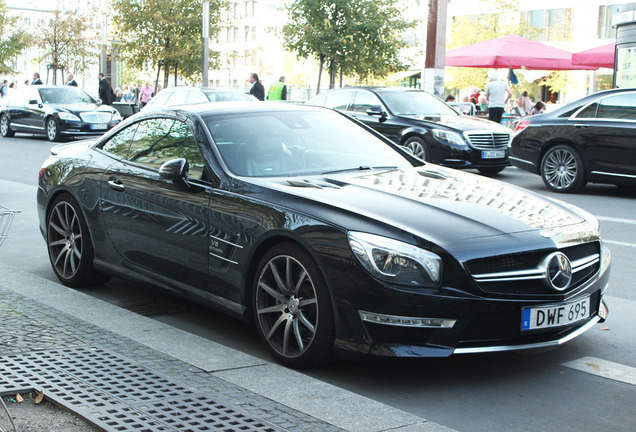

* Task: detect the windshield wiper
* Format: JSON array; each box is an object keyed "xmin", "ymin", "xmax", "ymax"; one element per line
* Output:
[{"xmin": 321, "ymin": 166, "xmax": 398, "ymax": 175}]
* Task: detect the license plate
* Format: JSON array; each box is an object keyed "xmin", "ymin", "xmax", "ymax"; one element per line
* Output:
[
  {"xmin": 90, "ymin": 124, "xmax": 107, "ymax": 130},
  {"xmin": 481, "ymin": 150, "xmax": 506, "ymax": 159},
  {"xmin": 521, "ymin": 296, "xmax": 590, "ymax": 331}
]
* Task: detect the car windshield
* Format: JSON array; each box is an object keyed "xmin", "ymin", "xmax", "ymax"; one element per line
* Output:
[
  {"xmin": 38, "ymin": 87, "xmax": 95, "ymax": 105},
  {"xmin": 204, "ymin": 91, "xmax": 253, "ymax": 102},
  {"xmin": 381, "ymin": 91, "xmax": 458, "ymax": 116},
  {"xmin": 205, "ymin": 109, "xmax": 414, "ymax": 177}
]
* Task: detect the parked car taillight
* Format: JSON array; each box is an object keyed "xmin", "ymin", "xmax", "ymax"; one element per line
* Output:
[{"xmin": 514, "ymin": 120, "xmax": 530, "ymax": 134}]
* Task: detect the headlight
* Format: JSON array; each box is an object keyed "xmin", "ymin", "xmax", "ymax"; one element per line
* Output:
[
  {"xmin": 431, "ymin": 129, "xmax": 465, "ymax": 146},
  {"xmin": 58, "ymin": 112, "xmax": 81, "ymax": 122},
  {"xmin": 348, "ymin": 232, "xmax": 442, "ymax": 287}
]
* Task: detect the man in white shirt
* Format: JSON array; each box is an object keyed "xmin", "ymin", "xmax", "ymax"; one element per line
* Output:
[{"xmin": 485, "ymin": 73, "xmax": 511, "ymax": 124}]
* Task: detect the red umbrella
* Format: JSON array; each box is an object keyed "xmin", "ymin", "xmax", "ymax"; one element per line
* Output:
[
  {"xmin": 572, "ymin": 43, "xmax": 615, "ymax": 69},
  {"xmin": 446, "ymin": 35, "xmax": 597, "ymax": 70}
]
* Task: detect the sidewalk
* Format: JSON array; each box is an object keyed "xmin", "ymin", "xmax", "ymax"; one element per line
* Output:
[{"xmin": 0, "ymin": 263, "xmax": 455, "ymax": 432}]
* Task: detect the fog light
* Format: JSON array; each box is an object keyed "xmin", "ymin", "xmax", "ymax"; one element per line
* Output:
[{"xmin": 359, "ymin": 311, "xmax": 456, "ymax": 328}]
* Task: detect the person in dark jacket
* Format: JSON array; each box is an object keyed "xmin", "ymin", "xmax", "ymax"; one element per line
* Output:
[
  {"xmin": 66, "ymin": 74, "xmax": 78, "ymax": 86},
  {"xmin": 98, "ymin": 72, "xmax": 114, "ymax": 105},
  {"xmin": 31, "ymin": 72, "xmax": 43, "ymax": 85},
  {"xmin": 249, "ymin": 73, "xmax": 265, "ymax": 101}
]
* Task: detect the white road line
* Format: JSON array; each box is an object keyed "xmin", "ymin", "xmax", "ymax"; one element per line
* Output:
[
  {"xmin": 598, "ymin": 216, "xmax": 636, "ymax": 225},
  {"xmin": 604, "ymin": 240, "xmax": 636, "ymax": 248},
  {"xmin": 562, "ymin": 357, "xmax": 636, "ymax": 386}
]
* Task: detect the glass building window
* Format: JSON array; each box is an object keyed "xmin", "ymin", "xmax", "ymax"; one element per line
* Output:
[{"xmin": 598, "ymin": 5, "xmax": 621, "ymax": 39}]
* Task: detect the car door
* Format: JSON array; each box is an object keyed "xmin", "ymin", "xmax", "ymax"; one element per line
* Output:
[
  {"xmin": 574, "ymin": 92, "xmax": 636, "ymax": 179},
  {"xmin": 99, "ymin": 116, "xmax": 211, "ymax": 291},
  {"xmin": 13, "ymin": 86, "xmax": 45, "ymax": 132},
  {"xmin": 348, "ymin": 91, "xmax": 404, "ymax": 144}
]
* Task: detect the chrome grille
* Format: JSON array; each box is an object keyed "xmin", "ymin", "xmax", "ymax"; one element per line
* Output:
[
  {"xmin": 79, "ymin": 112, "xmax": 111, "ymax": 123},
  {"xmin": 464, "ymin": 132, "xmax": 510, "ymax": 150},
  {"xmin": 467, "ymin": 242, "xmax": 601, "ymax": 297}
]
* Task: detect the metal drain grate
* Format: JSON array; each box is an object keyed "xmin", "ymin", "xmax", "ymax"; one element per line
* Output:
[{"xmin": 0, "ymin": 347, "xmax": 282, "ymax": 432}]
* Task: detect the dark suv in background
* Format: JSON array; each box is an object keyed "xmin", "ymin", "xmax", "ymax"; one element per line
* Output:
[{"xmin": 308, "ymin": 87, "xmax": 511, "ymax": 175}]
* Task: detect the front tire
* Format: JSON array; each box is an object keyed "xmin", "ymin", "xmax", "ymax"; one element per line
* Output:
[
  {"xmin": 478, "ymin": 166, "xmax": 506, "ymax": 176},
  {"xmin": 253, "ymin": 243, "xmax": 334, "ymax": 369},
  {"xmin": 46, "ymin": 194, "xmax": 108, "ymax": 287},
  {"xmin": 0, "ymin": 114, "xmax": 15, "ymax": 137},
  {"xmin": 403, "ymin": 136, "xmax": 430, "ymax": 161},
  {"xmin": 46, "ymin": 117, "xmax": 62, "ymax": 142},
  {"xmin": 540, "ymin": 145, "xmax": 586, "ymax": 193}
]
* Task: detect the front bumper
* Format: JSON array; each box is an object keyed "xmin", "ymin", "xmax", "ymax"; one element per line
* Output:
[{"xmin": 59, "ymin": 120, "xmax": 120, "ymax": 136}]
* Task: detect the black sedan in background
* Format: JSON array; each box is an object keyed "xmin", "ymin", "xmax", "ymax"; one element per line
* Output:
[
  {"xmin": 37, "ymin": 102, "xmax": 609, "ymax": 368},
  {"xmin": 144, "ymin": 87, "xmax": 256, "ymax": 109},
  {"xmin": 0, "ymin": 85, "xmax": 121, "ymax": 142},
  {"xmin": 308, "ymin": 87, "xmax": 511, "ymax": 175},
  {"xmin": 510, "ymin": 88, "xmax": 636, "ymax": 193}
]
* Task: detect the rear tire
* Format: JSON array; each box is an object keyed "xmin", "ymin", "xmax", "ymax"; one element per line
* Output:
[
  {"xmin": 0, "ymin": 114, "xmax": 15, "ymax": 137},
  {"xmin": 540, "ymin": 145, "xmax": 586, "ymax": 193},
  {"xmin": 46, "ymin": 194, "xmax": 110, "ymax": 287},
  {"xmin": 253, "ymin": 243, "xmax": 334, "ymax": 369}
]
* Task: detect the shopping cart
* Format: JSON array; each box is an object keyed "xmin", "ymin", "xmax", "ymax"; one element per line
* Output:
[{"xmin": 0, "ymin": 205, "xmax": 20, "ymax": 248}]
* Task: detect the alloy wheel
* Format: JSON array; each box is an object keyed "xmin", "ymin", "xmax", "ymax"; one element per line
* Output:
[
  {"xmin": 47, "ymin": 200, "xmax": 83, "ymax": 280},
  {"xmin": 47, "ymin": 118, "xmax": 58, "ymax": 141},
  {"xmin": 542, "ymin": 148, "xmax": 579, "ymax": 190},
  {"xmin": 255, "ymin": 254, "xmax": 319, "ymax": 359}
]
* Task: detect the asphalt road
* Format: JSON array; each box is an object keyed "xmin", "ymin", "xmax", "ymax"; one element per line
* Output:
[{"xmin": 1, "ymin": 134, "xmax": 635, "ymax": 432}]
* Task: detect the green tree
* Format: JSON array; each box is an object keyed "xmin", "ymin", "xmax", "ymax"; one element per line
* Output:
[
  {"xmin": 0, "ymin": 0, "xmax": 30, "ymax": 74},
  {"xmin": 282, "ymin": 0, "xmax": 414, "ymax": 92},
  {"xmin": 36, "ymin": 7, "xmax": 97, "ymax": 84},
  {"xmin": 112, "ymin": 0, "xmax": 225, "ymax": 88}
]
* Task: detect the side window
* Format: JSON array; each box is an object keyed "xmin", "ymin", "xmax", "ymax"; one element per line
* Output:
[
  {"xmin": 350, "ymin": 92, "xmax": 383, "ymax": 114},
  {"xmin": 188, "ymin": 91, "xmax": 208, "ymax": 104},
  {"xmin": 149, "ymin": 92, "xmax": 171, "ymax": 107},
  {"xmin": 323, "ymin": 91, "xmax": 354, "ymax": 111},
  {"xmin": 101, "ymin": 123, "xmax": 139, "ymax": 158},
  {"xmin": 575, "ymin": 103, "xmax": 598, "ymax": 119},
  {"xmin": 127, "ymin": 118, "xmax": 205, "ymax": 179},
  {"xmin": 597, "ymin": 94, "xmax": 636, "ymax": 120},
  {"xmin": 27, "ymin": 87, "xmax": 41, "ymax": 104},
  {"xmin": 166, "ymin": 91, "xmax": 188, "ymax": 106}
]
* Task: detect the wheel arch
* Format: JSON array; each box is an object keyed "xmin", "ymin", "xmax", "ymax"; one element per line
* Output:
[{"xmin": 242, "ymin": 231, "xmax": 340, "ymax": 327}]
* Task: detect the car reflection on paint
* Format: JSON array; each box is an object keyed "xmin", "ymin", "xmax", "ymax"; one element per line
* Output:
[{"xmin": 36, "ymin": 102, "xmax": 610, "ymax": 369}]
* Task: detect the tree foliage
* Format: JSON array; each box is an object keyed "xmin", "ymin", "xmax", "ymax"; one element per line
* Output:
[
  {"xmin": 112, "ymin": 0, "xmax": 225, "ymax": 86},
  {"xmin": 0, "ymin": 0, "xmax": 30, "ymax": 75},
  {"xmin": 36, "ymin": 7, "xmax": 96, "ymax": 84},
  {"xmin": 282, "ymin": 0, "xmax": 414, "ymax": 91}
]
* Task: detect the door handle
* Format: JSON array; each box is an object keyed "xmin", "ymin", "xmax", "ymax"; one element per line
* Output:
[
  {"xmin": 574, "ymin": 124, "xmax": 588, "ymax": 128},
  {"xmin": 108, "ymin": 178, "xmax": 125, "ymax": 192}
]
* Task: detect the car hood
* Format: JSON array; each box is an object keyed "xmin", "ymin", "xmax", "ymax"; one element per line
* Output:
[
  {"xmin": 255, "ymin": 166, "xmax": 593, "ymax": 247},
  {"xmin": 401, "ymin": 114, "xmax": 510, "ymax": 133}
]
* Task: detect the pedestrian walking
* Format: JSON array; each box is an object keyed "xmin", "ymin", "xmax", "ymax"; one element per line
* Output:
[
  {"xmin": 249, "ymin": 73, "xmax": 265, "ymax": 101},
  {"xmin": 139, "ymin": 82, "xmax": 153, "ymax": 107},
  {"xmin": 98, "ymin": 72, "xmax": 114, "ymax": 105},
  {"xmin": 0, "ymin": 80, "xmax": 7, "ymax": 98},
  {"xmin": 484, "ymin": 72, "xmax": 511, "ymax": 124}
]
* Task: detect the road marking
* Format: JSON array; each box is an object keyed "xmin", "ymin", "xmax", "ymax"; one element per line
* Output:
[
  {"xmin": 562, "ymin": 356, "xmax": 636, "ymax": 386},
  {"xmin": 604, "ymin": 240, "xmax": 636, "ymax": 248},
  {"xmin": 598, "ymin": 216, "xmax": 636, "ymax": 225}
]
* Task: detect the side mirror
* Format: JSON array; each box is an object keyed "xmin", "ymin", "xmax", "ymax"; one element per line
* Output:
[
  {"xmin": 366, "ymin": 106, "xmax": 387, "ymax": 118},
  {"xmin": 159, "ymin": 158, "xmax": 189, "ymax": 182},
  {"xmin": 28, "ymin": 99, "xmax": 38, "ymax": 105}
]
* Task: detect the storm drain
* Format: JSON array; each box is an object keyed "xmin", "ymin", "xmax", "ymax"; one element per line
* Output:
[{"xmin": 0, "ymin": 346, "xmax": 281, "ymax": 432}]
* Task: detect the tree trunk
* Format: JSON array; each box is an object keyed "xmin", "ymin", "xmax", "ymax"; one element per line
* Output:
[
  {"xmin": 316, "ymin": 54, "xmax": 324, "ymax": 95},
  {"xmin": 154, "ymin": 62, "xmax": 162, "ymax": 96},
  {"xmin": 163, "ymin": 62, "xmax": 169, "ymax": 90},
  {"xmin": 328, "ymin": 60, "xmax": 337, "ymax": 89},
  {"xmin": 174, "ymin": 63, "xmax": 178, "ymax": 87},
  {"xmin": 339, "ymin": 64, "xmax": 343, "ymax": 88}
]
